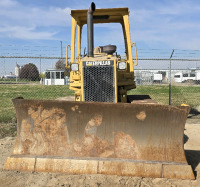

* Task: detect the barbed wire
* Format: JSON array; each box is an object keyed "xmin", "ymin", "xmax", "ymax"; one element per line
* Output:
[
  {"xmin": 0, "ymin": 56, "xmax": 200, "ymax": 61},
  {"xmin": 1, "ymin": 44, "xmax": 200, "ymax": 58}
]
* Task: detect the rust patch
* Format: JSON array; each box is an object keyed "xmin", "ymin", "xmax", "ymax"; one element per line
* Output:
[
  {"xmin": 71, "ymin": 105, "xmax": 82, "ymax": 114},
  {"xmin": 13, "ymin": 106, "xmax": 139, "ymax": 160},
  {"xmin": 85, "ymin": 114, "xmax": 102, "ymax": 137},
  {"xmin": 88, "ymin": 114, "xmax": 102, "ymax": 127},
  {"xmin": 71, "ymin": 105, "xmax": 79, "ymax": 112},
  {"xmin": 15, "ymin": 106, "xmax": 111, "ymax": 158},
  {"xmin": 71, "ymin": 114, "xmax": 114, "ymax": 157},
  {"xmin": 114, "ymin": 131, "xmax": 138, "ymax": 159},
  {"xmin": 16, "ymin": 106, "xmax": 70, "ymax": 155},
  {"xmin": 136, "ymin": 111, "xmax": 146, "ymax": 121}
]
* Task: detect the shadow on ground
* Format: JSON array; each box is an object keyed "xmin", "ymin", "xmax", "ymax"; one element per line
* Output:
[
  {"xmin": 184, "ymin": 134, "xmax": 189, "ymax": 144},
  {"xmin": 188, "ymin": 108, "xmax": 200, "ymax": 119},
  {"xmin": 185, "ymin": 150, "xmax": 200, "ymax": 178}
]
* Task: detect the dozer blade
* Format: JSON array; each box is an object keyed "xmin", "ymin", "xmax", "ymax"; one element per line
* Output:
[{"xmin": 4, "ymin": 98, "xmax": 194, "ymax": 179}]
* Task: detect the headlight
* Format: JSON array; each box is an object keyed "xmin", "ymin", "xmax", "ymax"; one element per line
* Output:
[
  {"xmin": 71, "ymin": 63, "xmax": 79, "ymax": 71},
  {"xmin": 118, "ymin": 62, "xmax": 126, "ymax": 70}
]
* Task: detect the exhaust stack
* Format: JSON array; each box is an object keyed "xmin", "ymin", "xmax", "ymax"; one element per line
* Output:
[{"xmin": 87, "ymin": 2, "xmax": 96, "ymax": 57}]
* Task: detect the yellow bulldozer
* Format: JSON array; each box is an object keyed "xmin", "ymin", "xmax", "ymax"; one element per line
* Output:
[{"xmin": 4, "ymin": 3, "xmax": 195, "ymax": 179}]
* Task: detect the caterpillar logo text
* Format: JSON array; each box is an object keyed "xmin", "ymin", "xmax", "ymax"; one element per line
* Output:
[{"xmin": 85, "ymin": 61, "xmax": 111, "ymax": 66}]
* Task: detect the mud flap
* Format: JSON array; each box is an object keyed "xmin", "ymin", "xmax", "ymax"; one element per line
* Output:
[{"xmin": 4, "ymin": 98, "xmax": 195, "ymax": 179}]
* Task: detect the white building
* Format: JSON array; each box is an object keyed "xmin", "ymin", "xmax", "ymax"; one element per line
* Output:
[
  {"xmin": 174, "ymin": 70, "xmax": 200, "ymax": 83},
  {"xmin": 43, "ymin": 69, "xmax": 66, "ymax": 85},
  {"xmin": 134, "ymin": 68, "xmax": 200, "ymax": 85}
]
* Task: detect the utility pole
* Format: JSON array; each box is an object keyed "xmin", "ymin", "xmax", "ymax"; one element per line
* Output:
[
  {"xmin": 3, "ymin": 58, "xmax": 6, "ymax": 76},
  {"xmin": 60, "ymin": 41, "xmax": 63, "ymax": 59},
  {"xmin": 169, "ymin": 49, "xmax": 174, "ymax": 105}
]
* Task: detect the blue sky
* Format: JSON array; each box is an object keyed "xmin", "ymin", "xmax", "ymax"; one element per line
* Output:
[{"xmin": 0, "ymin": 0, "xmax": 200, "ymax": 55}]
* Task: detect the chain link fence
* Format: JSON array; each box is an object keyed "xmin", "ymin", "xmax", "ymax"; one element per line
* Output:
[
  {"xmin": 131, "ymin": 58, "xmax": 200, "ymax": 107},
  {"xmin": 0, "ymin": 46, "xmax": 200, "ymax": 123}
]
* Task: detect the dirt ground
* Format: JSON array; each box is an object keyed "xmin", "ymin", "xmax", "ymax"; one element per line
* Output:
[{"xmin": 0, "ymin": 117, "xmax": 199, "ymax": 187}]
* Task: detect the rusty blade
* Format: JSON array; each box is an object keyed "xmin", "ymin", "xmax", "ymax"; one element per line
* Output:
[
  {"xmin": 3, "ymin": 97, "xmax": 195, "ymax": 179},
  {"xmin": 10, "ymin": 97, "xmax": 189, "ymax": 162}
]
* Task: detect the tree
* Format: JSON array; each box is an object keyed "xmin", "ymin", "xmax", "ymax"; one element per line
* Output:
[
  {"xmin": 19, "ymin": 63, "xmax": 40, "ymax": 81},
  {"xmin": 40, "ymin": 73, "xmax": 45, "ymax": 79},
  {"xmin": 55, "ymin": 59, "xmax": 70, "ymax": 77},
  {"xmin": 55, "ymin": 59, "xmax": 65, "ymax": 69}
]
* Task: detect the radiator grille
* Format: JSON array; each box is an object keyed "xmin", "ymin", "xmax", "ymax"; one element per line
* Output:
[{"xmin": 83, "ymin": 66, "xmax": 115, "ymax": 102}]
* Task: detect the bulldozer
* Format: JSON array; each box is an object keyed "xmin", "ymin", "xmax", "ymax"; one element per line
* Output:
[{"xmin": 4, "ymin": 3, "xmax": 195, "ymax": 179}]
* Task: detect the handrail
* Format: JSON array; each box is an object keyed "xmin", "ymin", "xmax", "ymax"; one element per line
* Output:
[
  {"xmin": 131, "ymin": 42, "xmax": 138, "ymax": 66},
  {"xmin": 66, "ymin": 45, "xmax": 71, "ymax": 68}
]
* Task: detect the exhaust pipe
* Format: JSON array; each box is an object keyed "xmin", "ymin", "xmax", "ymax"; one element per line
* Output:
[{"xmin": 87, "ymin": 2, "xmax": 96, "ymax": 57}]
